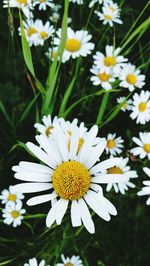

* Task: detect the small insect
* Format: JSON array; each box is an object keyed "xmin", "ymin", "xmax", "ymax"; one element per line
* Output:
[{"xmin": 126, "ymin": 150, "xmax": 137, "ymax": 162}]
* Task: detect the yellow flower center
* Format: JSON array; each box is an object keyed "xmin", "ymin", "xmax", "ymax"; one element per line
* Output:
[
  {"xmin": 52, "ymin": 51, "xmax": 57, "ymax": 59},
  {"xmin": 98, "ymin": 72, "xmax": 110, "ymax": 82},
  {"xmin": 109, "ymin": 6, "xmax": 115, "ymax": 12},
  {"xmin": 7, "ymin": 194, "xmax": 17, "ymax": 201},
  {"xmin": 52, "ymin": 161, "xmax": 91, "ymax": 200},
  {"xmin": 122, "ymin": 102, "xmax": 127, "ymax": 109},
  {"xmin": 104, "ymin": 14, "xmax": 113, "ymax": 20},
  {"xmin": 107, "ymin": 167, "xmax": 123, "ymax": 174},
  {"xmin": 144, "ymin": 144, "xmax": 150, "ymax": 153},
  {"xmin": 66, "ymin": 39, "xmax": 81, "ymax": 52},
  {"xmin": 107, "ymin": 139, "xmax": 116, "ymax": 149},
  {"xmin": 17, "ymin": 0, "xmax": 27, "ymax": 4},
  {"xmin": 138, "ymin": 102, "xmax": 147, "ymax": 112},
  {"xmin": 45, "ymin": 126, "xmax": 53, "ymax": 137},
  {"xmin": 126, "ymin": 74, "xmax": 137, "ymax": 85},
  {"xmin": 104, "ymin": 56, "xmax": 117, "ymax": 67},
  {"xmin": 27, "ymin": 27, "xmax": 38, "ymax": 37},
  {"xmin": 65, "ymin": 264, "xmax": 73, "ymax": 266},
  {"xmin": 68, "ymin": 131, "xmax": 72, "ymax": 136},
  {"xmin": 40, "ymin": 0, "xmax": 46, "ymax": 2},
  {"xmin": 40, "ymin": 31, "xmax": 48, "ymax": 39},
  {"xmin": 11, "ymin": 211, "xmax": 20, "ymax": 219}
]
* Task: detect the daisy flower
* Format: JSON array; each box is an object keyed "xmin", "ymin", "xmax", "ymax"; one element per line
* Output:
[
  {"xmin": 34, "ymin": 20, "xmax": 54, "ymax": 46},
  {"xmin": 12, "ymin": 125, "xmax": 128, "ymax": 234},
  {"xmin": 59, "ymin": 118, "xmax": 87, "ymax": 139},
  {"xmin": 18, "ymin": 19, "xmax": 39, "ymax": 47},
  {"xmin": 117, "ymin": 97, "xmax": 132, "ymax": 112},
  {"xmin": 2, "ymin": 201, "xmax": 26, "ymax": 227},
  {"xmin": 24, "ymin": 257, "xmax": 50, "ymax": 266},
  {"xmin": 93, "ymin": 45, "xmax": 127, "ymax": 76},
  {"xmin": 56, "ymin": 254, "xmax": 83, "ymax": 266},
  {"xmin": 33, "ymin": 0, "xmax": 53, "ymax": 11},
  {"xmin": 54, "ymin": 27, "xmax": 95, "ymax": 63},
  {"xmin": 104, "ymin": 0, "xmax": 121, "ymax": 15},
  {"xmin": 69, "ymin": 0, "xmax": 83, "ymax": 5},
  {"xmin": 50, "ymin": 12, "xmax": 60, "ymax": 23},
  {"xmin": 45, "ymin": 47, "xmax": 58, "ymax": 61},
  {"xmin": 131, "ymin": 132, "xmax": 150, "ymax": 160},
  {"xmin": 119, "ymin": 64, "xmax": 145, "ymax": 92},
  {"xmin": 105, "ymin": 133, "xmax": 124, "ymax": 156},
  {"xmin": 95, "ymin": 4, "xmax": 122, "ymax": 27},
  {"xmin": 90, "ymin": 65, "xmax": 115, "ymax": 90},
  {"xmin": 34, "ymin": 115, "xmax": 62, "ymax": 138},
  {"xmin": 137, "ymin": 167, "xmax": 150, "ymax": 205},
  {"xmin": 3, "ymin": 0, "xmax": 33, "ymax": 18},
  {"xmin": 130, "ymin": 90, "xmax": 150, "ymax": 125},
  {"xmin": 0, "ymin": 185, "xmax": 24, "ymax": 205},
  {"xmin": 106, "ymin": 157, "xmax": 138, "ymax": 194}
]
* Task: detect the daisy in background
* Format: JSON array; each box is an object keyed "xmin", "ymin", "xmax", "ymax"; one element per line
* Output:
[
  {"xmin": 2, "ymin": 201, "xmax": 26, "ymax": 227},
  {"xmin": 119, "ymin": 63, "xmax": 145, "ymax": 92},
  {"xmin": 130, "ymin": 90, "xmax": 150, "ymax": 125},
  {"xmin": 93, "ymin": 45, "xmax": 127, "ymax": 76},
  {"xmin": 18, "ymin": 19, "xmax": 39, "ymax": 47},
  {"xmin": 0, "ymin": 185, "xmax": 24, "ymax": 205},
  {"xmin": 117, "ymin": 96, "xmax": 132, "ymax": 112},
  {"xmin": 131, "ymin": 132, "xmax": 150, "ymax": 160},
  {"xmin": 34, "ymin": 115, "xmax": 62, "ymax": 138},
  {"xmin": 49, "ymin": 4, "xmax": 61, "ymax": 23},
  {"xmin": 3, "ymin": 0, "xmax": 33, "ymax": 18},
  {"xmin": 95, "ymin": 2, "xmax": 122, "ymax": 27},
  {"xmin": 24, "ymin": 257, "xmax": 50, "ymax": 266},
  {"xmin": 33, "ymin": 0, "xmax": 53, "ymax": 11},
  {"xmin": 105, "ymin": 133, "xmax": 124, "ymax": 156},
  {"xmin": 90, "ymin": 65, "xmax": 115, "ymax": 90},
  {"xmin": 45, "ymin": 47, "xmax": 58, "ymax": 61},
  {"xmin": 137, "ymin": 167, "xmax": 150, "ymax": 205},
  {"xmin": 12, "ymin": 124, "xmax": 129, "ymax": 234},
  {"xmin": 69, "ymin": 0, "xmax": 83, "ymax": 5},
  {"xmin": 35, "ymin": 20, "xmax": 54, "ymax": 46},
  {"xmin": 106, "ymin": 157, "xmax": 138, "ymax": 194},
  {"xmin": 56, "ymin": 254, "xmax": 83, "ymax": 266},
  {"xmin": 53, "ymin": 27, "xmax": 95, "ymax": 63}
]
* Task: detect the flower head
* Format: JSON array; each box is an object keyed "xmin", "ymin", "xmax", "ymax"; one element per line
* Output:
[
  {"xmin": 2, "ymin": 201, "xmax": 26, "ymax": 227},
  {"xmin": 90, "ymin": 65, "xmax": 115, "ymax": 90},
  {"xmin": 117, "ymin": 97, "xmax": 132, "ymax": 112},
  {"xmin": 56, "ymin": 254, "xmax": 83, "ymax": 266},
  {"xmin": 0, "ymin": 185, "xmax": 24, "ymax": 205},
  {"xmin": 24, "ymin": 257, "xmax": 50, "ymax": 266},
  {"xmin": 105, "ymin": 133, "xmax": 124, "ymax": 156},
  {"xmin": 33, "ymin": 0, "xmax": 53, "ymax": 11},
  {"xmin": 131, "ymin": 132, "xmax": 150, "ymax": 160}
]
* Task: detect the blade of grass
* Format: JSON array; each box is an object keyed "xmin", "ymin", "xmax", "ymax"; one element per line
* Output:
[{"xmin": 96, "ymin": 91, "xmax": 110, "ymax": 125}]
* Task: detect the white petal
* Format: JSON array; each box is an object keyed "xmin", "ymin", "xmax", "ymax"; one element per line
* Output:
[
  {"xmin": 71, "ymin": 200, "xmax": 82, "ymax": 227},
  {"xmin": 13, "ymin": 183, "xmax": 52, "ymax": 193},
  {"xmin": 90, "ymin": 158, "xmax": 122, "ymax": 174},
  {"xmin": 78, "ymin": 198, "xmax": 95, "ymax": 234},
  {"xmin": 27, "ymin": 193, "xmax": 57, "ymax": 206}
]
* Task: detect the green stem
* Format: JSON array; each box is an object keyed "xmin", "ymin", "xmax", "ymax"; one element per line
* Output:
[{"xmin": 96, "ymin": 92, "xmax": 110, "ymax": 125}]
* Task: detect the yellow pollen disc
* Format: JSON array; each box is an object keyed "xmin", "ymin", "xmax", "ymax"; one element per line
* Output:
[
  {"xmin": 27, "ymin": 27, "xmax": 38, "ymax": 37},
  {"xmin": 122, "ymin": 102, "xmax": 127, "ymax": 109},
  {"xmin": 104, "ymin": 56, "xmax": 117, "ymax": 67},
  {"xmin": 66, "ymin": 39, "xmax": 81, "ymax": 52},
  {"xmin": 107, "ymin": 167, "xmax": 123, "ymax": 174},
  {"xmin": 138, "ymin": 102, "xmax": 147, "ymax": 112},
  {"xmin": 109, "ymin": 6, "xmax": 115, "ymax": 12},
  {"xmin": 104, "ymin": 14, "xmax": 113, "ymax": 20},
  {"xmin": 17, "ymin": 0, "xmax": 27, "ymax": 4},
  {"xmin": 40, "ymin": 0, "xmax": 46, "ymax": 2},
  {"xmin": 40, "ymin": 31, "xmax": 48, "ymax": 39},
  {"xmin": 45, "ymin": 126, "xmax": 53, "ymax": 137},
  {"xmin": 52, "ymin": 51, "xmax": 57, "ymax": 59},
  {"xmin": 52, "ymin": 161, "xmax": 91, "ymax": 200},
  {"xmin": 98, "ymin": 72, "xmax": 110, "ymax": 82},
  {"xmin": 144, "ymin": 144, "xmax": 150, "ymax": 153},
  {"xmin": 7, "ymin": 194, "xmax": 16, "ymax": 201},
  {"xmin": 107, "ymin": 139, "xmax": 116, "ymax": 149},
  {"xmin": 65, "ymin": 264, "xmax": 73, "ymax": 266},
  {"xmin": 68, "ymin": 131, "xmax": 72, "ymax": 136},
  {"xmin": 11, "ymin": 210, "xmax": 20, "ymax": 219},
  {"xmin": 126, "ymin": 74, "xmax": 137, "ymax": 85}
]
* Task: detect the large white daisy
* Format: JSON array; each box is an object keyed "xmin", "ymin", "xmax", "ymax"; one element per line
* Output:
[
  {"xmin": 56, "ymin": 254, "xmax": 83, "ymax": 266},
  {"xmin": 12, "ymin": 125, "xmax": 128, "ymax": 234},
  {"xmin": 131, "ymin": 132, "xmax": 150, "ymax": 160},
  {"xmin": 106, "ymin": 157, "xmax": 138, "ymax": 194},
  {"xmin": 93, "ymin": 45, "xmax": 127, "ymax": 76},
  {"xmin": 3, "ymin": 0, "xmax": 33, "ymax": 18},
  {"xmin": 130, "ymin": 90, "xmax": 150, "ymax": 124},
  {"xmin": 53, "ymin": 28, "xmax": 95, "ymax": 63},
  {"xmin": 137, "ymin": 167, "xmax": 150, "ymax": 205}
]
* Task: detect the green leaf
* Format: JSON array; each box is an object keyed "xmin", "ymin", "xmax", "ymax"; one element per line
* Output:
[{"xmin": 0, "ymin": 101, "xmax": 12, "ymax": 127}]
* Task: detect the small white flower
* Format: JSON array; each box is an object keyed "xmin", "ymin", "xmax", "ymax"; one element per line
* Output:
[
  {"xmin": 18, "ymin": 19, "xmax": 39, "ymax": 47},
  {"xmin": 54, "ymin": 27, "xmax": 95, "ymax": 63},
  {"xmin": 130, "ymin": 90, "xmax": 150, "ymax": 125},
  {"xmin": 119, "ymin": 64, "xmax": 145, "ymax": 92},
  {"xmin": 3, "ymin": 0, "xmax": 33, "ymax": 18},
  {"xmin": 117, "ymin": 97, "xmax": 133, "ymax": 112},
  {"xmin": 131, "ymin": 132, "xmax": 150, "ymax": 160},
  {"xmin": 93, "ymin": 45, "xmax": 127, "ymax": 76},
  {"xmin": 33, "ymin": 0, "xmax": 53, "ymax": 11},
  {"xmin": 56, "ymin": 254, "xmax": 83, "ymax": 266},
  {"xmin": 90, "ymin": 65, "xmax": 115, "ymax": 90},
  {"xmin": 106, "ymin": 157, "xmax": 138, "ymax": 194},
  {"xmin": 69, "ymin": 0, "xmax": 83, "ymax": 5},
  {"xmin": 2, "ymin": 201, "xmax": 26, "ymax": 227},
  {"xmin": 95, "ymin": 3, "xmax": 122, "ymax": 27},
  {"xmin": 0, "ymin": 185, "xmax": 24, "ymax": 205},
  {"xmin": 45, "ymin": 47, "xmax": 58, "ymax": 61},
  {"xmin": 12, "ymin": 124, "xmax": 128, "ymax": 234},
  {"xmin": 105, "ymin": 133, "xmax": 124, "ymax": 156},
  {"xmin": 34, "ymin": 115, "xmax": 62, "ymax": 138},
  {"xmin": 137, "ymin": 167, "xmax": 150, "ymax": 205},
  {"xmin": 24, "ymin": 257, "xmax": 50, "ymax": 266},
  {"xmin": 34, "ymin": 20, "xmax": 54, "ymax": 46},
  {"xmin": 50, "ymin": 12, "xmax": 60, "ymax": 23}
]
